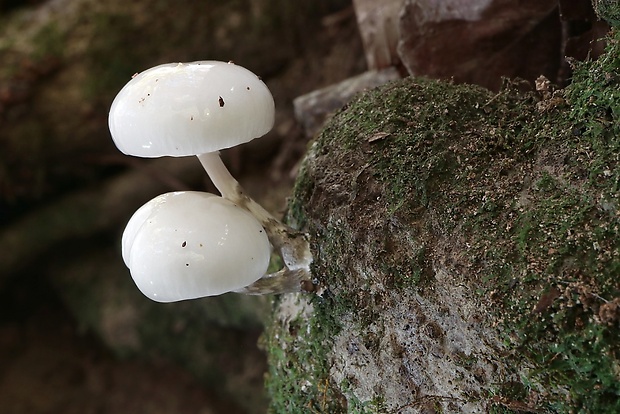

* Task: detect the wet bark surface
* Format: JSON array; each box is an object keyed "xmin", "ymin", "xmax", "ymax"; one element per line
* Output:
[{"xmin": 266, "ymin": 36, "xmax": 620, "ymax": 412}]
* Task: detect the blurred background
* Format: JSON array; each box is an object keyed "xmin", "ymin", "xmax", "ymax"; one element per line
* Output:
[
  {"xmin": 0, "ymin": 0, "xmax": 607, "ymax": 412},
  {"xmin": 0, "ymin": 1, "xmax": 361, "ymax": 412}
]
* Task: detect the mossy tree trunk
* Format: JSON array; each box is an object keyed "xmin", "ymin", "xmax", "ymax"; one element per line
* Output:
[{"xmin": 265, "ymin": 30, "xmax": 620, "ymax": 414}]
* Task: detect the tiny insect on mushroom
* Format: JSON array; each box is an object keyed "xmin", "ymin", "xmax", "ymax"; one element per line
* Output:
[
  {"xmin": 109, "ymin": 61, "xmax": 312, "ymax": 295},
  {"xmin": 122, "ymin": 191, "xmax": 306, "ymax": 302}
]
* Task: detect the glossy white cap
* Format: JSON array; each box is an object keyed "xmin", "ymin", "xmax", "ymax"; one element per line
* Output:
[
  {"xmin": 109, "ymin": 61, "xmax": 275, "ymax": 157},
  {"xmin": 122, "ymin": 191, "xmax": 270, "ymax": 302}
]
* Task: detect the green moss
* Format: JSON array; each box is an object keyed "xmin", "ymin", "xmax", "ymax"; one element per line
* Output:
[
  {"xmin": 265, "ymin": 295, "xmax": 347, "ymax": 413},
  {"xmin": 269, "ymin": 29, "xmax": 620, "ymax": 413},
  {"xmin": 594, "ymin": 0, "xmax": 620, "ymax": 27},
  {"xmin": 565, "ymin": 31, "xmax": 620, "ymax": 193},
  {"xmin": 498, "ymin": 32, "xmax": 620, "ymax": 411}
]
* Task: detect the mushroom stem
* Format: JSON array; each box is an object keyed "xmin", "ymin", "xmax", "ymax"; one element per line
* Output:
[
  {"xmin": 236, "ymin": 267, "xmax": 313, "ymax": 295},
  {"xmin": 196, "ymin": 151, "xmax": 313, "ymax": 281},
  {"xmin": 196, "ymin": 152, "xmax": 241, "ymax": 201}
]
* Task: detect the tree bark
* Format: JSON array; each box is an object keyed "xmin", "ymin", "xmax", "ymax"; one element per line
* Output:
[{"xmin": 265, "ymin": 30, "xmax": 620, "ymax": 413}]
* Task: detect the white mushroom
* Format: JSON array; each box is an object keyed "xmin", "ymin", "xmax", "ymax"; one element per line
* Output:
[
  {"xmin": 123, "ymin": 191, "xmax": 275, "ymax": 302},
  {"xmin": 108, "ymin": 61, "xmax": 274, "ymax": 159},
  {"xmin": 109, "ymin": 61, "xmax": 312, "ymax": 293},
  {"xmin": 108, "ymin": 61, "xmax": 274, "ymax": 221}
]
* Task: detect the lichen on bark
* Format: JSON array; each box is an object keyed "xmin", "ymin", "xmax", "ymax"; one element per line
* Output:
[{"xmin": 265, "ymin": 30, "xmax": 620, "ymax": 413}]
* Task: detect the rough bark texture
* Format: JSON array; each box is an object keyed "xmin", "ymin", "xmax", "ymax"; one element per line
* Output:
[{"xmin": 265, "ymin": 28, "xmax": 620, "ymax": 413}]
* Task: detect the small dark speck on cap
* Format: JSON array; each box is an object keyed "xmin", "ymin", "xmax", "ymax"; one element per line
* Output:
[
  {"xmin": 185, "ymin": 263, "xmax": 189, "ymax": 266},
  {"xmin": 182, "ymin": 241, "xmax": 187, "ymax": 247},
  {"xmin": 219, "ymin": 96, "xmax": 225, "ymax": 107}
]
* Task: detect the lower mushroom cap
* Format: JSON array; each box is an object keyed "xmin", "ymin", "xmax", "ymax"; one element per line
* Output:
[{"xmin": 122, "ymin": 191, "xmax": 271, "ymax": 302}]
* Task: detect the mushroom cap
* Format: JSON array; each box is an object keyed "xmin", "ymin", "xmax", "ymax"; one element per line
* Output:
[
  {"xmin": 122, "ymin": 191, "xmax": 270, "ymax": 302},
  {"xmin": 109, "ymin": 61, "xmax": 275, "ymax": 157}
]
